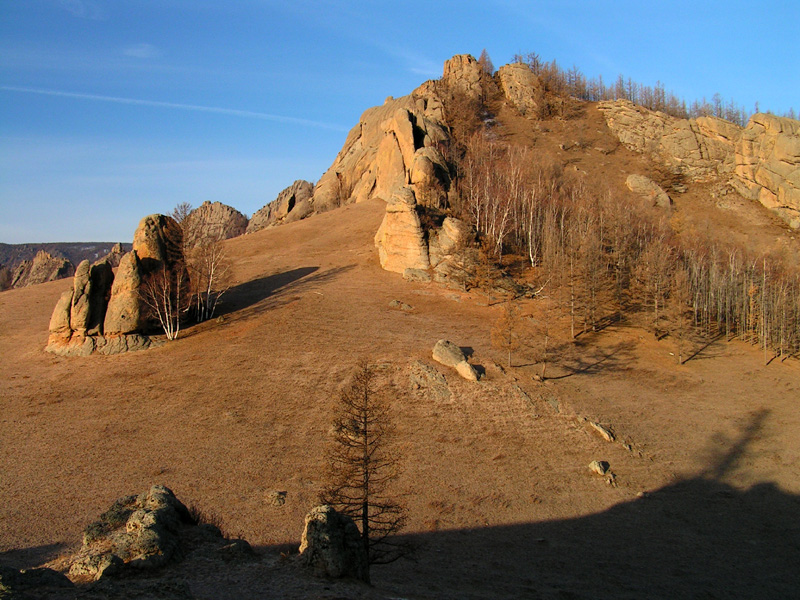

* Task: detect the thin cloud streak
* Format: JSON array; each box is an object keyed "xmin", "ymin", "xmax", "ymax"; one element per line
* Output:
[{"xmin": 0, "ymin": 86, "xmax": 347, "ymax": 131}]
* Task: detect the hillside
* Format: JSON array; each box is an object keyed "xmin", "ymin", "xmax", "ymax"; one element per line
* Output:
[{"xmin": 2, "ymin": 55, "xmax": 800, "ymax": 598}]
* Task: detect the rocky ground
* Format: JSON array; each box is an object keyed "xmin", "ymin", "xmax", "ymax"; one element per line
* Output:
[{"xmin": 2, "ymin": 193, "xmax": 799, "ymax": 598}]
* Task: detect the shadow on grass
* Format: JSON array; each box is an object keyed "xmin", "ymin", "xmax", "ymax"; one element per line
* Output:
[
  {"xmin": 5, "ymin": 413, "xmax": 797, "ymax": 599},
  {"xmin": 545, "ymin": 339, "xmax": 637, "ymax": 380}
]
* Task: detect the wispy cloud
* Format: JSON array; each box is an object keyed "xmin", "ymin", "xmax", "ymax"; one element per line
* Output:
[
  {"xmin": 59, "ymin": 0, "xmax": 108, "ymax": 21},
  {"xmin": 123, "ymin": 43, "xmax": 161, "ymax": 59},
  {"xmin": 0, "ymin": 86, "xmax": 347, "ymax": 131}
]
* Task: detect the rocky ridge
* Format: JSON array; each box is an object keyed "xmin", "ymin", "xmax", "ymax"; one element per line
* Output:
[
  {"xmin": 9, "ymin": 250, "xmax": 74, "ymax": 289},
  {"xmin": 598, "ymin": 100, "xmax": 800, "ymax": 227}
]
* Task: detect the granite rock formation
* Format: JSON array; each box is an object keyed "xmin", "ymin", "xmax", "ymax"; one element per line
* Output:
[{"xmin": 10, "ymin": 250, "xmax": 74, "ymax": 288}]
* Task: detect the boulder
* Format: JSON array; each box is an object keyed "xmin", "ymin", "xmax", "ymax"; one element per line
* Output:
[
  {"xmin": 432, "ymin": 340, "xmax": 478, "ymax": 381},
  {"xmin": 374, "ymin": 187, "xmax": 430, "ymax": 273},
  {"xmin": 48, "ymin": 288, "xmax": 74, "ymax": 336},
  {"xmin": 626, "ymin": 174, "xmax": 672, "ymax": 208},
  {"xmin": 432, "ymin": 339, "xmax": 467, "ymax": 367},
  {"xmin": 132, "ymin": 214, "xmax": 184, "ymax": 274},
  {"xmin": 498, "ymin": 62, "xmax": 545, "ymax": 118},
  {"xmin": 589, "ymin": 460, "xmax": 610, "ymax": 476},
  {"xmin": 69, "ymin": 485, "xmax": 194, "ymax": 580},
  {"xmin": 298, "ymin": 505, "xmax": 368, "ymax": 582},
  {"xmin": 182, "ymin": 200, "xmax": 248, "ymax": 246},
  {"xmin": 589, "ymin": 422, "xmax": 616, "ymax": 442},
  {"xmin": 104, "ymin": 251, "xmax": 143, "ymax": 335},
  {"xmin": 247, "ymin": 180, "xmax": 314, "ymax": 232},
  {"xmin": 10, "ymin": 250, "xmax": 74, "ymax": 289}
]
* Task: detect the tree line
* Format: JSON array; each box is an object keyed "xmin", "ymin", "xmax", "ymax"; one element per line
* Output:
[
  {"xmin": 452, "ymin": 132, "xmax": 800, "ymax": 364},
  {"xmin": 510, "ymin": 51, "xmax": 797, "ymax": 127}
]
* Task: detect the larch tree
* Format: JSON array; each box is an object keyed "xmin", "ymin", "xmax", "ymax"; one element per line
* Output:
[{"xmin": 320, "ymin": 362, "xmax": 408, "ymax": 582}]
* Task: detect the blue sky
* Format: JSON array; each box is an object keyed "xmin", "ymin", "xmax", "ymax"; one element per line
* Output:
[{"xmin": 1, "ymin": 0, "xmax": 798, "ymax": 243}]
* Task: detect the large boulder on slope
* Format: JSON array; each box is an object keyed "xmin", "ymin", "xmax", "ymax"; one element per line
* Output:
[
  {"xmin": 104, "ymin": 251, "xmax": 143, "ymax": 335},
  {"xmin": 498, "ymin": 62, "xmax": 545, "ymax": 118},
  {"xmin": 132, "ymin": 214, "xmax": 184, "ymax": 274},
  {"xmin": 182, "ymin": 200, "xmax": 248, "ymax": 246}
]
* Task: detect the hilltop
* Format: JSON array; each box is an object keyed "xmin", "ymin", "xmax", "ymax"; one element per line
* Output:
[{"xmin": 1, "ymin": 54, "xmax": 799, "ymax": 599}]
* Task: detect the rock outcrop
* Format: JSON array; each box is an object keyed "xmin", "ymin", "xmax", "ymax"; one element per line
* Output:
[
  {"xmin": 46, "ymin": 214, "xmax": 184, "ymax": 356},
  {"xmin": 247, "ymin": 180, "xmax": 314, "ymax": 232},
  {"xmin": 498, "ymin": 62, "xmax": 544, "ymax": 118},
  {"xmin": 733, "ymin": 113, "xmax": 800, "ymax": 228},
  {"xmin": 374, "ymin": 187, "xmax": 430, "ymax": 273},
  {"xmin": 599, "ymin": 100, "xmax": 800, "ymax": 227},
  {"xmin": 101, "ymin": 242, "xmax": 126, "ymax": 267},
  {"xmin": 182, "ymin": 201, "xmax": 248, "ymax": 246},
  {"xmin": 298, "ymin": 505, "xmax": 368, "ymax": 582},
  {"xmin": 9, "ymin": 250, "xmax": 74, "ymax": 288},
  {"xmin": 626, "ymin": 174, "xmax": 672, "ymax": 208}
]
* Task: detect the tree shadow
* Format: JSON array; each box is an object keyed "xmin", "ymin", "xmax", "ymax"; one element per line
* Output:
[
  {"xmin": 208, "ymin": 265, "xmax": 355, "ymax": 326},
  {"xmin": 5, "ymin": 411, "xmax": 797, "ymax": 599},
  {"xmin": 0, "ymin": 543, "xmax": 66, "ymax": 570},
  {"xmin": 545, "ymin": 340, "xmax": 636, "ymax": 380},
  {"xmin": 372, "ymin": 409, "xmax": 799, "ymax": 598}
]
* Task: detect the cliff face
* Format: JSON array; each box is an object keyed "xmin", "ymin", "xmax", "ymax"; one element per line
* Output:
[{"xmin": 598, "ymin": 100, "xmax": 800, "ymax": 228}]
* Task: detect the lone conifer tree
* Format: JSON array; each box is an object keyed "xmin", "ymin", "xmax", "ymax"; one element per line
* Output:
[{"xmin": 320, "ymin": 362, "xmax": 408, "ymax": 580}]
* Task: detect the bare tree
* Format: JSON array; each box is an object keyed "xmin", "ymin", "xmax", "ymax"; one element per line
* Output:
[
  {"xmin": 478, "ymin": 48, "xmax": 494, "ymax": 75},
  {"xmin": 171, "ymin": 202, "xmax": 193, "ymax": 224},
  {"xmin": 139, "ymin": 262, "xmax": 189, "ymax": 340},
  {"xmin": 492, "ymin": 299, "xmax": 522, "ymax": 367},
  {"xmin": 320, "ymin": 362, "xmax": 408, "ymax": 582}
]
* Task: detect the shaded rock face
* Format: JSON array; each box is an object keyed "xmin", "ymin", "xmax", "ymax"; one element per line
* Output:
[
  {"xmin": 298, "ymin": 505, "xmax": 368, "ymax": 582},
  {"xmin": 626, "ymin": 174, "xmax": 672, "ymax": 208},
  {"xmin": 498, "ymin": 62, "xmax": 544, "ymax": 118},
  {"xmin": 9, "ymin": 250, "xmax": 74, "ymax": 289},
  {"xmin": 46, "ymin": 214, "xmax": 184, "ymax": 356},
  {"xmin": 182, "ymin": 200, "xmax": 248, "ymax": 246},
  {"xmin": 599, "ymin": 100, "xmax": 800, "ymax": 227},
  {"xmin": 247, "ymin": 180, "xmax": 314, "ymax": 232},
  {"xmin": 132, "ymin": 214, "xmax": 184, "ymax": 274}
]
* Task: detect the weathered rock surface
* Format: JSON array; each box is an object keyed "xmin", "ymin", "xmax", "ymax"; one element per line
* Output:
[
  {"xmin": 374, "ymin": 187, "xmax": 430, "ymax": 273},
  {"xmin": 182, "ymin": 201, "xmax": 248, "ymax": 246},
  {"xmin": 69, "ymin": 485, "xmax": 194, "ymax": 581},
  {"xmin": 734, "ymin": 113, "xmax": 800, "ymax": 228},
  {"xmin": 409, "ymin": 360, "xmax": 451, "ymax": 402},
  {"xmin": 247, "ymin": 180, "xmax": 314, "ymax": 232},
  {"xmin": 626, "ymin": 174, "xmax": 672, "ymax": 208},
  {"xmin": 9, "ymin": 250, "xmax": 74, "ymax": 289},
  {"xmin": 498, "ymin": 62, "xmax": 544, "ymax": 118},
  {"xmin": 298, "ymin": 505, "xmax": 368, "ymax": 582},
  {"xmin": 589, "ymin": 460, "xmax": 610, "ymax": 476},
  {"xmin": 599, "ymin": 100, "xmax": 800, "ymax": 227},
  {"xmin": 104, "ymin": 250, "xmax": 143, "ymax": 335},
  {"xmin": 132, "ymin": 214, "xmax": 184, "ymax": 272},
  {"xmin": 442, "ymin": 53, "xmax": 493, "ymax": 101}
]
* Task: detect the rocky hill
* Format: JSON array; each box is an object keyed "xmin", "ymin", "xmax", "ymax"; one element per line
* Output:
[{"xmin": 2, "ymin": 54, "xmax": 800, "ymax": 599}]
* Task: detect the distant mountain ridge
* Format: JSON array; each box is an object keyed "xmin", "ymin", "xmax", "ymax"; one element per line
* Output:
[{"xmin": 0, "ymin": 242, "xmax": 131, "ymax": 272}]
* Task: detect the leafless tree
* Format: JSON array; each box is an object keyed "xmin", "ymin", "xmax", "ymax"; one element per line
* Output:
[
  {"xmin": 139, "ymin": 262, "xmax": 189, "ymax": 340},
  {"xmin": 492, "ymin": 299, "xmax": 522, "ymax": 367},
  {"xmin": 171, "ymin": 202, "xmax": 193, "ymax": 224},
  {"xmin": 320, "ymin": 362, "xmax": 408, "ymax": 581}
]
